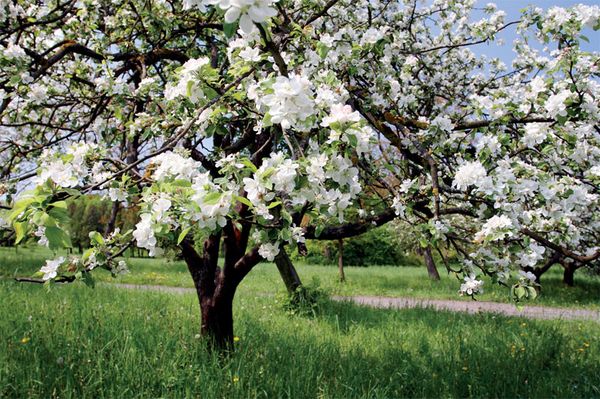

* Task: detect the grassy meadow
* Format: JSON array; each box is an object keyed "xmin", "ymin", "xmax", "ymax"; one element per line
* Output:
[
  {"xmin": 1, "ymin": 282, "xmax": 599, "ymax": 398},
  {"xmin": 1, "ymin": 246, "xmax": 599, "ymax": 398}
]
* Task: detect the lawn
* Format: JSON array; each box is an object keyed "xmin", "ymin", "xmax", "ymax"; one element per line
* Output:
[
  {"xmin": 1, "ymin": 281, "xmax": 599, "ymax": 398},
  {"xmin": 1, "ymin": 246, "xmax": 599, "ymax": 310}
]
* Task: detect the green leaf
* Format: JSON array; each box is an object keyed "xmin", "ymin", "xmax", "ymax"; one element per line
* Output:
[
  {"xmin": 177, "ymin": 227, "xmax": 192, "ymax": 245},
  {"xmin": 9, "ymin": 197, "xmax": 36, "ymax": 221},
  {"xmin": 316, "ymin": 42, "xmax": 329, "ymax": 59},
  {"xmin": 45, "ymin": 226, "xmax": 72, "ymax": 249},
  {"xmin": 172, "ymin": 179, "xmax": 192, "ymax": 187},
  {"xmin": 89, "ymin": 231, "xmax": 105, "ymax": 245},
  {"xmin": 267, "ymin": 201, "xmax": 282, "ymax": 209},
  {"xmin": 50, "ymin": 201, "xmax": 68, "ymax": 209},
  {"xmin": 515, "ymin": 286, "xmax": 526, "ymax": 299},
  {"xmin": 14, "ymin": 222, "xmax": 26, "ymax": 244},
  {"xmin": 186, "ymin": 80, "xmax": 195, "ymax": 97},
  {"xmin": 82, "ymin": 248, "xmax": 94, "ymax": 262},
  {"xmin": 347, "ymin": 134, "xmax": 358, "ymax": 147},
  {"xmin": 240, "ymin": 158, "xmax": 257, "ymax": 172},
  {"xmin": 203, "ymin": 192, "xmax": 222, "ymax": 205},
  {"xmin": 224, "ymin": 21, "xmax": 238, "ymax": 38},
  {"xmin": 48, "ymin": 207, "xmax": 70, "ymax": 225},
  {"xmin": 235, "ymin": 195, "xmax": 253, "ymax": 207},
  {"xmin": 315, "ymin": 225, "xmax": 324, "ymax": 238}
]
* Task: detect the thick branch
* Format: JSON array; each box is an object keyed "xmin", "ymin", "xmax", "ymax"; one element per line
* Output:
[
  {"xmin": 521, "ymin": 229, "xmax": 600, "ymax": 263},
  {"xmin": 304, "ymin": 208, "xmax": 397, "ymax": 240}
]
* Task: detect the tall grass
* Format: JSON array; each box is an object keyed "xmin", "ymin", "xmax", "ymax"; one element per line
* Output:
[
  {"xmin": 1, "ymin": 281, "xmax": 598, "ymax": 398},
  {"xmin": 1, "ymin": 246, "xmax": 599, "ymax": 309}
]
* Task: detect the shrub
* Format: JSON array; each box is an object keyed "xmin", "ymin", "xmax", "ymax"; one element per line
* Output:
[{"xmin": 277, "ymin": 279, "xmax": 329, "ymax": 317}]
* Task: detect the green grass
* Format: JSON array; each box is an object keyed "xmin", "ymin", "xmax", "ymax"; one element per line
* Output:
[
  {"xmin": 1, "ymin": 246, "xmax": 599, "ymax": 310},
  {"xmin": 1, "ymin": 281, "xmax": 599, "ymax": 398}
]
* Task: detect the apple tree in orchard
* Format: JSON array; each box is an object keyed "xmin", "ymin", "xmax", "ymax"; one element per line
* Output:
[{"xmin": 1, "ymin": 0, "xmax": 599, "ymax": 348}]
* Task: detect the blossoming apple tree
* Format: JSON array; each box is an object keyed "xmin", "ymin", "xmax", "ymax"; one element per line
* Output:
[{"xmin": 1, "ymin": 0, "xmax": 598, "ymax": 347}]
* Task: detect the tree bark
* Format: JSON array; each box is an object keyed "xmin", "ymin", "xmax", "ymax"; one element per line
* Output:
[
  {"xmin": 423, "ymin": 246, "xmax": 440, "ymax": 281},
  {"xmin": 274, "ymin": 245, "xmax": 303, "ymax": 293},
  {"xmin": 105, "ymin": 201, "xmax": 120, "ymax": 236},
  {"xmin": 338, "ymin": 239, "xmax": 346, "ymax": 282},
  {"xmin": 181, "ymin": 222, "xmax": 263, "ymax": 351},
  {"xmin": 200, "ymin": 286, "xmax": 235, "ymax": 349},
  {"xmin": 563, "ymin": 265, "xmax": 575, "ymax": 287},
  {"xmin": 182, "ymin": 235, "xmax": 237, "ymax": 350}
]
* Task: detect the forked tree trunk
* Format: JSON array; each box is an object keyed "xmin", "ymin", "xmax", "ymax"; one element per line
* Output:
[
  {"xmin": 423, "ymin": 246, "xmax": 440, "ymax": 281},
  {"xmin": 274, "ymin": 246, "xmax": 303, "ymax": 293},
  {"xmin": 338, "ymin": 239, "xmax": 346, "ymax": 282},
  {"xmin": 181, "ymin": 222, "xmax": 262, "ymax": 351}
]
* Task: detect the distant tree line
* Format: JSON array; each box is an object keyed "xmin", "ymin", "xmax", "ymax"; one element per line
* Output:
[{"xmin": 67, "ymin": 196, "xmax": 143, "ymax": 255}]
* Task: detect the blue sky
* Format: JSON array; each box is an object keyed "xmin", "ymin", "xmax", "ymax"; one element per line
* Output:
[{"xmin": 473, "ymin": 0, "xmax": 600, "ymax": 64}]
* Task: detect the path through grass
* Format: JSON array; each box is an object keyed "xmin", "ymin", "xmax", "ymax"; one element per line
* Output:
[{"xmin": 1, "ymin": 246, "xmax": 599, "ymax": 309}]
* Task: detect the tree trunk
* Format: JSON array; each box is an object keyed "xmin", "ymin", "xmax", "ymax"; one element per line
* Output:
[
  {"xmin": 423, "ymin": 246, "xmax": 440, "ymax": 281},
  {"xmin": 181, "ymin": 227, "xmax": 262, "ymax": 352},
  {"xmin": 338, "ymin": 239, "xmax": 346, "ymax": 282},
  {"xmin": 200, "ymin": 289, "xmax": 235, "ymax": 350},
  {"xmin": 105, "ymin": 201, "xmax": 120, "ymax": 236},
  {"xmin": 274, "ymin": 246, "xmax": 303, "ymax": 293},
  {"xmin": 563, "ymin": 265, "xmax": 575, "ymax": 287},
  {"xmin": 323, "ymin": 245, "xmax": 331, "ymax": 261}
]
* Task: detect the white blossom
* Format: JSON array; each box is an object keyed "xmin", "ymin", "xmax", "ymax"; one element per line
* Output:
[
  {"xmin": 545, "ymin": 90, "xmax": 571, "ymax": 117},
  {"xmin": 522, "ymin": 123, "xmax": 548, "ymax": 147},
  {"xmin": 258, "ymin": 242, "xmax": 280, "ymax": 261},
  {"xmin": 259, "ymin": 74, "xmax": 315, "ymax": 130},
  {"xmin": 321, "ymin": 104, "xmax": 361, "ymax": 127},
  {"xmin": 452, "ymin": 161, "xmax": 487, "ymax": 190},
  {"xmin": 518, "ymin": 270, "xmax": 537, "ymax": 283},
  {"xmin": 39, "ymin": 257, "xmax": 65, "ymax": 281},
  {"xmin": 459, "ymin": 274, "xmax": 484, "ymax": 296},
  {"xmin": 204, "ymin": 0, "xmax": 278, "ymax": 34},
  {"xmin": 474, "ymin": 215, "xmax": 513, "ymax": 242},
  {"xmin": 133, "ymin": 214, "xmax": 159, "ymax": 256},
  {"xmin": 3, "ymin": 42, "xmax": 26, "ymax": 58}
]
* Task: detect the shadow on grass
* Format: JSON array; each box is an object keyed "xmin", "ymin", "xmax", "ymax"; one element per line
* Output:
[{"xmin": 238, "ymin": 299, "xmax": 600, "ymax": 398}]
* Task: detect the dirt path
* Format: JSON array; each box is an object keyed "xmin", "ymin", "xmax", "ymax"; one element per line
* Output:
[{"xmin": 112, "ymin": 283, "xmax": 600, "ymax": 322}]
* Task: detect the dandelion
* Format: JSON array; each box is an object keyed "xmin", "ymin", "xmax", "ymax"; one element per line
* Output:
[
  {"xmin": 233, "ymin": 336, "xmax": 240, "ymax": 342},
  {"xmin": 233, "ymin": 376, "xmax": 240, "ymax": 383},
  {"xmin": 20, "ymin": 337, "xmax": 30, "ymax": 344}
]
